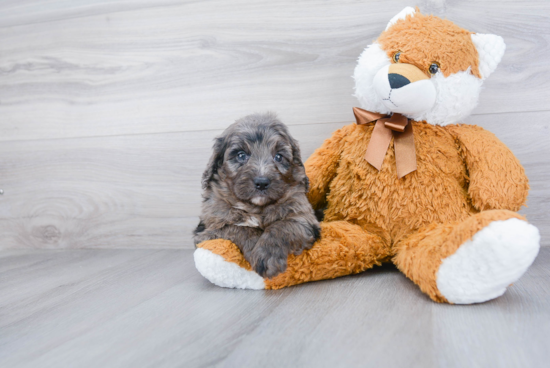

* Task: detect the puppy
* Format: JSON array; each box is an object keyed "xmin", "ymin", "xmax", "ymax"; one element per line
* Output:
[{"xmin": 194, "ymin": 113, "xmax": 320, "ymax": 278}]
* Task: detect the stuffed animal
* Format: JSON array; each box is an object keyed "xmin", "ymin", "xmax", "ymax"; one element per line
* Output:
[{"xmin": 194, "ymin": 7, "xmax": 540, "ymax": 304}]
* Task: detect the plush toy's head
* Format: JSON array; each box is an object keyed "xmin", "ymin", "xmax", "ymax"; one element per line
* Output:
[{"xmin": 353, "ymin": 7, "xmax": 505, "ymax": 125}]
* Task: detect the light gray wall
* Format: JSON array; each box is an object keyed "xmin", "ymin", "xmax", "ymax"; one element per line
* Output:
[{"xmin": 0, "ymin": 0, "xmax": 548, "ymax": 249}]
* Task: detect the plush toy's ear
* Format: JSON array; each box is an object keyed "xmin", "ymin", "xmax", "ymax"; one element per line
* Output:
[
  {"xmin": 471, "ymin": 33, "xmax": 506, "ymax": 79},
  {"xmin": 385, "ymin": 6, "xmax": 417, "ymax": 31}
]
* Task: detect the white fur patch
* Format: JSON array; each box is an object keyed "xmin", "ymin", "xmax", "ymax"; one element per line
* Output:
[
  {"xmin": 471, "ymin": 33, "xmax": 506, "ymax": 79},
  {"xmin": 233, "ymin": 202, "xmax": 248, "ymax": 211},
  {"xmin": 236, "ymin": 216, "xmax": 261, "ymax": 228},
  {"xmin": 353, "ymin": 42, "xmax": 392, "ymax": 115},
  {"xmin": 436, "ymin": 219, "xmax": 540, "ymax": 304},
  {"xmin": 251, "ymin": 196, "xmax": 267, "ymax": 206},
  {"xmin": 194, "ymin": 248, "xmax": 265, "ymax": 290},
  {"xmin": 413, "ymin": 69, "xmax": 482, "ymax": 125}
]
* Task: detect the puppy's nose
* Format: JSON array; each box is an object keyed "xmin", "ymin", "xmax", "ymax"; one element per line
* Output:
[
  {"xmin": 254, "ymin": 177, "xmax": 270, "ymax": 190},
  {"xmin": 388, "ymin": 73, "xmax": 410, "ymax": 89}
]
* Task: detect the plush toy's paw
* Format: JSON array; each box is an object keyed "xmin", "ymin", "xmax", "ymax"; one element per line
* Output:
[
  {"xmin": 194, "ymin": 247, "xmax": 265, "ymax": 290},
  {"xmin": 436, "ymin": 219, "xmax": 540, "ymax": 304}
]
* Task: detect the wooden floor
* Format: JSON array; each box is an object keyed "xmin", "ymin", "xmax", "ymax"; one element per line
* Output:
[{"xmin": 1, "ymin": 248, "xmax": 548, "ymax": 368}]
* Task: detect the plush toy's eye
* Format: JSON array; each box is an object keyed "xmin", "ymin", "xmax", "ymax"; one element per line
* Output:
[
  {"xmin": 428, "ymin": 63, "xmax": 440, "ymax": 75},
  {"xmin": 274, "ymin": 153, "xmax": 283, "ymax": 162},
  {"xmin": 392, "ymin": 51, "xmax": 401, "ymax": 63}
]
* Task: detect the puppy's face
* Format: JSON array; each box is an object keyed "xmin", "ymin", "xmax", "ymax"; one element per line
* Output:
[{"xmin": 202, "ymin": 113, "xmax": 308, "ymax": 207}]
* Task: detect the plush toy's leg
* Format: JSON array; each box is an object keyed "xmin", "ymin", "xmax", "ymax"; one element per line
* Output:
[
  {"xmin": 194, "ymin": 221, "xmax": 391, "ymax": 290},
  {"xmin": 194, "ymin": 239, "xmax": 266, "ymax": 290},
  {"xmin": 393, "ymin": 210, "xmax": 540, "ymax": 304}
]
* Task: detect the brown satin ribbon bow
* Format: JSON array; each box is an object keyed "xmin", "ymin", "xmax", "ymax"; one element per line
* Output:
[{"xmin": 353, "ymin": 107, "xmax": 417, "ymax": 179}]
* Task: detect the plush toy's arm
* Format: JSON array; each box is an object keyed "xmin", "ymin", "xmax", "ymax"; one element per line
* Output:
[
  {"xmin": 304, "ymin": 124, "xmax": 352, "ymax": 210},
  {"xmin": 447, "ymin": 124, "xmax": 529, "ymax": 212}
]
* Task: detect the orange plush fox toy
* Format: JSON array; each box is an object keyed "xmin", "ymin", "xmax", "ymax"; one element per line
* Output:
[{"xmin": 194, "ymin": 7, "xmax": 541, "ymax": 304}]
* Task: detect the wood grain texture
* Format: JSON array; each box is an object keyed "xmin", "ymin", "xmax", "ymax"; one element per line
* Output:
[
  {"xmin": 0, "ymin": 248, "xmax": 548, "ymax": 368},
  {"xmin": 0, "ymin": 0, "xmax": 549, "ymax": 141},
  {"xmin": 0, "ymin": 121, "xmax": 344, "ymax": 249},
  {"xmin": 0, "ymin": 111, "xmax": 548, "ymax": 249}
]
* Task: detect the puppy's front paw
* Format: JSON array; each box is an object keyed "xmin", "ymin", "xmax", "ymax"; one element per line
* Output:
[
  {"xmin": 250, "ymin": 240, "xmax": 288, "ymax": 279},
  {"xmin": 308, "ymin": 223, "xmax": 321, "ymax": 245},
  {"xmin": 289, "ymin": 223, "xmax": 321, "ymax": 256}
]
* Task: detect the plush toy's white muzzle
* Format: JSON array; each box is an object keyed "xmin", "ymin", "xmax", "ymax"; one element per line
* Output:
[
  {"xmin": 373, "ymin": 64, "xmax": 436, "ymax": 116},
  {"xmin": 353, "ymin": 7, "xmax": 506, "ymax": 126}
]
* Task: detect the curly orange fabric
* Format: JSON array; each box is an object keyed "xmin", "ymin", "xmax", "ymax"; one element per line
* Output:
[
  {"xmin": 198, "ymin": 239, "xmax": 254, "ymax": 271},
  {"xmin": 265, "ymin": 221, "xmax": 391, "ymax": 290},
  {"xmin": 378, "ymin": 11, "xmax": 481, "ymax": 78},
  {"xmin": 447, "ymin": 124, "xmax": 529, "ymax": 211},
  {"xmin": 311, "ymin": 122, "xmax": 474, "ymax": 245}
]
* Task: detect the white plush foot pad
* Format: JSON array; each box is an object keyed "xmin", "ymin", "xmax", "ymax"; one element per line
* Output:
[
  {"xmin": 194, "ymin": 248, "xmax": 265, "ymax": 290},
  {"xmin": 437, "ymin": 219, "xmax": 540, "ymax": 304}
]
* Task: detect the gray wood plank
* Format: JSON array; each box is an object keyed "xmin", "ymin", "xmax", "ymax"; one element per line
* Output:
[
  {"xmin": 0, "ymin": 111, "xmax": 547, "ymax": 249},
  {"xmin": 216, "ymin": 270, "xmax": 434, "ymax": 368},
  {"xmin": 0, "ymin": 0, "xmax": 549, "ymax": 141},
  {"xmin": 432, "ymin": 249, "xmax": 550, "ymax": 368},
  {"xmin": 0, "ymin": 248, "xmax": 548, "ymax": 368}
]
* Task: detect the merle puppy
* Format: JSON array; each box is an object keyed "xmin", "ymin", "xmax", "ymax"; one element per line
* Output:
[{"xmin": 194, "ymin": 113, "xmax": 320, "ymax": 278}]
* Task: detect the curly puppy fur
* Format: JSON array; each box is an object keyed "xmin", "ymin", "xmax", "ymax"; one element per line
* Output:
[{"xmin": 194, "ymin": 113, "xmax": 321, "ymax": 278}]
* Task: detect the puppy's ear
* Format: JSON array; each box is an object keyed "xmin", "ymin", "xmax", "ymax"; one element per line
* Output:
[
  {"xmin": 288, "ymin": 135, "xmax": 309, "ymax": 192},
  {"xmin": 202, "ymin": 136, "xmax": 226, "ymax": 190}
]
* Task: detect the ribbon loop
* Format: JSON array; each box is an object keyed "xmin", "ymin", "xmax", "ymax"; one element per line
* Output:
[
  {"xmin": 353, "ymin": 107, "xmax": 417, "ymax": 178},
  {"xmin": 384, "ymin": 113, "xmax": 409, "ymax": 132},
  {"xmin": 353, "ymin": 107, "xmax": 386, "ymax": 125}
]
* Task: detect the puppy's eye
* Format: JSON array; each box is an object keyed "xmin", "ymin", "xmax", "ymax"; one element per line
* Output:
[
  {"xmin": 274, "ymin": 153, "xmax": 283, "ymax": 162},
  {"xmin": 236, "ymin": 151, "xmax": 248, "ymax": 163},
  {"xmin": 392, "ymin": 51, "xmax": 401, "ymax": 63},
  {"xmin": 428, "ymin": 63, "xmax": 440, "ymax": 75}
]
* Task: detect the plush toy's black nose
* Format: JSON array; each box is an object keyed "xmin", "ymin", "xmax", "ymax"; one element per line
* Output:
[
  {"xmin": 254, "ymin": 177, "xmax": 270, "ymax": 190},
  {"xmin": 388, "ymin": 73, "xmax": 410, "ymax": 89}
]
